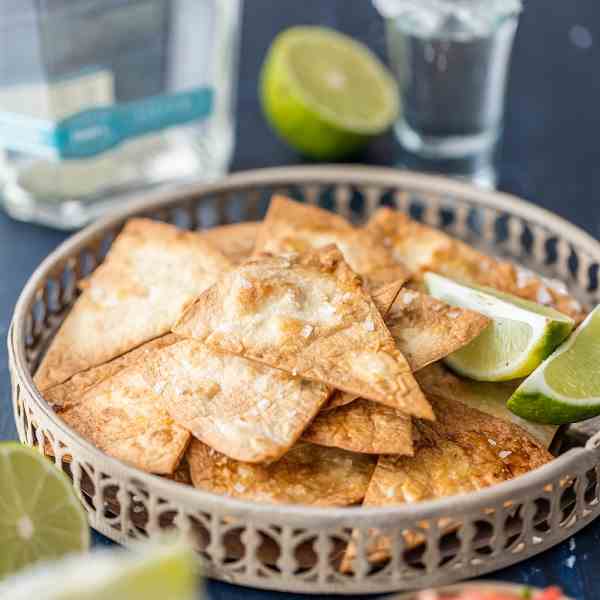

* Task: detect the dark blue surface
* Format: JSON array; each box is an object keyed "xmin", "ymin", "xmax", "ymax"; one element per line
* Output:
[{"xmin": 2, "ymin": 1, "xmax": 600, "ymax": 598}]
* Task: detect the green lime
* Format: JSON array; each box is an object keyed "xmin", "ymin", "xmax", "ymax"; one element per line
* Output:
[
  {"xmin": 0, "ymin": 542, "xmax": 199, "ymax": 600},
  {"xmin": 424, "ymin": 272, "xmax": 574, "ymax": 382},
  {"xmin": 0, "ymin": 442, "xmax": 90, "ymax": 579},
  {"xmin": 259, "ymin": 26, "xmax": 399, "ymax": 159},
  {"xmin": 508, "ymin": 304, "xmax": 600, "ymax": 424}
]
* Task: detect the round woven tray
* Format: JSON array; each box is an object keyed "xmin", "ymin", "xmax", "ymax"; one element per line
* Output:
[{"xmin": 9, "ymin": 166, "xmax": 600, "ymax": 595}]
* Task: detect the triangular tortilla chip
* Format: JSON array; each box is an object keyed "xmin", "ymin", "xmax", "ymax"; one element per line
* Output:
[
  {"xmin": 322, "ymin": 287, "xmax": 489, "ymax": 412},
  {"xmin": 165, "ymin": 454, "xmax": 193, "ymax": 485},
  {"xmin": 367, "ymin": 207, "xmax": 586, "ymax": 322},
  {"xmin": 35, "ymin": 219, "xmax": 232, "ymax": 391},
  {"xmin": 385, "ymin": 287, "xmax": 490, "ymax": 372},
  {"xmin": 46, "ymin": 353, "xmax": 190, "ymax": 475},
  {"xmin": 143, "ymin": 339, "xmax": 331, "ymax": 463},
  {"xmin": 302, "ymin": 398, "xmax": 413, "ymax": 455},
  {"xmin": 45, "ymin": 334, "xmax": 180, "ymax": 412},
  {"xmin": 187, "ymin": 439, "xmax": 376, "ymax": 506},
  {"xmin": 254, "ymin": 196, "xmax": 410, "ymax": 286},
  {"xmin": 416, "ymin": 363, "xmax": 558, "ymax": 448},
  {"xmin": 174, "ymin": 246, "xmax": 433, "ymax": 419},
  {"xmin": 199, "ymin": 222, "xmax": 260, "ymax": 264},
  {"xmin": 340, "ymin": 393, "xmax": 553, "ymax": 571}
]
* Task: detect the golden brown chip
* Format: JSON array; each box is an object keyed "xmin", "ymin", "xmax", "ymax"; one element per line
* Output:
[
  {"xmin": 322, "ymin": 287, "xmax": 489, "ymax": 412},
  {"xmin": 187, "ymin": 439, "xmax": 376, "ymax": 506},
  {"xmin": 367, "ymin": 207, "xmax": 586, "ymax": 322},
  {"xmin": 302, "ymin": 398, "xmax": 413, "ymax": 455},
  {"xmin": 143, "ymin": 339, "xmax": 331, "ymax": 463},
  {"xmin": 45, "ymin": 334, "xmax": 180, "ymax": 412},
  {"xmin": 174, "ymin": 246, "xmax": 432, "ymax": 419},
  {"xmin": 47, "ymin": 360, "xmax": 190, "ymax": 475},
  {"xmin": 165, "ymin": 455, "xmax": 193, "ymax": 486},
  {"xmin": 340, "ymin": 393, "xmax": 553, "ymax": 571},
  {"xmin": 385, "ymin": 287, "xmax": 490, "ymax": 372},
  {"xmin": 254, "ymin": 196, "xmax": 410, "ymax": 286},
  {"xmin": 416, "ymin": 363, "xmax": 558, "ymax": 448},
  {"xmin": 200, "ymin": 222, "xmax": 260, "ymax": 264},
  {"xmin": 35, "ymin": 219, "xmax": 232, "ymax": 391}
]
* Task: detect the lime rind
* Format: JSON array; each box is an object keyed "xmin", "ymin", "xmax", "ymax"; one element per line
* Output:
[
  {"xmin": 0, "ymin": 443, "xmax": 90, "ymax": 580},
  {"xmin": 508, "ymin": 305, "xmax": 600, "ymax": 424},
  {"xmin": 0, "ymin": 543, "xmax": 198, "ymax": 600},
  {"xmin": 424, "ymin": 272, "xmax": 574, "ymax": 382},
  {"xmin": 259, "ymin": 26, "xmax": 399, "ymax": 160}
]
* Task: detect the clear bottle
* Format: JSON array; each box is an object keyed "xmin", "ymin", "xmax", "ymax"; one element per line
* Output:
[{"xmin": 0, "ymin": 0, "xmax": 242, "ymax": 229}]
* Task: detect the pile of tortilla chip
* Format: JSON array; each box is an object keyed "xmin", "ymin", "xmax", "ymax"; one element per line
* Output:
[{"xmin": 36, "ymin": 196, "xmax": 585, "ymax": 570}]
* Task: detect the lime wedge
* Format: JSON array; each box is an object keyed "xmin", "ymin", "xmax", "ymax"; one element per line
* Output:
[
  {"xmin": 260, "ymin": 26, "xmax": 399, "ymax": 159},
  {"xmin": 424, "ymin": 272, "xmax": 574, "ymax": 381},
  {"xmin": 0, "ymin": 443, "xmax": 90, "ymax": 579},
  {"xmin": 508, "ymin": 304, "xmax": 600, "ymax": 424},
  {"xmin": 0, "ymin": 543, "xmax": 199, "ymax": 600}
]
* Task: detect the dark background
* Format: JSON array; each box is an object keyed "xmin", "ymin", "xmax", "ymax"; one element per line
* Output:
[{"xmin": 1, "ymin": 1, "xmax": 600, "ymax": 598}]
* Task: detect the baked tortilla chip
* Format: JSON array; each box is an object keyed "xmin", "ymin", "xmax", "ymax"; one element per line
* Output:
[
  {"xmin": 144, "ymin": 339, "xmax": 331, "ymax": 463},
  {"xmin": 323, "ymin": 287, "xmax": 489, "ymax": 412},
  {"xmin": 45, "ymin": 334, "xmax": 179, "ymax": 413},
  {"xmin": 165, "ymin": 455, "xmax": 193, "ymax": 485},
  {"xmin": 416, "ymin": 363, "xmax": 558, "ymax": 448},
  {"xmin": 367, "ymin": 207, "xmax": 586, "ymax": 322},
  {"xmin": 341, "ymin": 393, "xmax": 553, "ymax": 571},
  {"xmin": 254, "ymin": 196, "xmax": 410, "ymax": 286},
  {"xmin": 302, "ymin": 398, "xmax": 413, "ymax": 455},
  {"xmin": 47, "ymin": 359, "xmax": 190, "ymax": 475},
  {"xmin": 200, "ymin": 222, "xmax": 260, "ymax": 264},
  {"xmin": 35, "ymin": 218, "xmax": 232, "ymax": 390},
  {"xmin": 386, "ymin": 287, "xmax": 490, "ymax": 372},
  {"xmin": 187, "ymin": 439, "xmax": 376, "ymax": 506},
  {"xmin": 174, "ymin": 246, "xmax": 432, "ymax": 419}
]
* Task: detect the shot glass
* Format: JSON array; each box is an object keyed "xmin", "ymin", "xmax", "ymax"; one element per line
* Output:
[{"xmin": 374, "ymin": 0, "xmax": 522, "ymax": 188}]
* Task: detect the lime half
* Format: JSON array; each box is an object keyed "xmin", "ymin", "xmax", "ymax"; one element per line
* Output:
[
  {"xmin": 0, "ymin": 443, "xmax": 90, "ymax": 579},
  {"xmin": 424, "ymin": 272, "xmax": 574, "ymax": 382},
  {"xmin": 508, "ymin": 304, "xmax": 600, "ymax": 424},
  {"xmin": 0, "ymin": 543, "xmax": 199, "ymax": 600},
  {"xmin": 260, "ymin": 26, "xmax": 399, "ymax": 159}
]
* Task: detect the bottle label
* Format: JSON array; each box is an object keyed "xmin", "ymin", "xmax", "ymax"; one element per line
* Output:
[{"xmin": 0, "ymin": 69, "xmax": 214, "ymax": 159}]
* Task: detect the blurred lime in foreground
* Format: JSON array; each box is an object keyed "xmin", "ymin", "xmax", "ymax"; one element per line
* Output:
[
  {"xmin": 425, "ymin": 272, "xmax": 574, "ymax": 382},
  {"xmin": 508, "ymin": 304, "xmax": 600, "ymax": 424},
  {"xmin": 0, "ymin": 442, "xmax": 90, "ymax": 579},
  {"xmin": 0, "ymin": 542, "xmax": 199, "ymax": 600},
  {"xmin": 260, "ymin": 26, "xmax": 399, "ymax": 159}
]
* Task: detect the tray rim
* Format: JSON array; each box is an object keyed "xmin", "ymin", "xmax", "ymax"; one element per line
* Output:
[{"xmin": 10, "ymin": 165, "xmax": 600, "ymax": 521}]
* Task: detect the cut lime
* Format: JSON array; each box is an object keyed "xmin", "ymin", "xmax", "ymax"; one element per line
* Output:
[
  {"xmin": 260, "ymin": 26, "xmax": 399, "ymax": 159},
  {"xmin": 424, "ymin": 272, "xmax": 574, "ymax": 382},
  {"xmin": 0, "ymin": 442, "xmax": 90, "ymax": 579},
  {"xmin": 0, "ymin": 543, "xmax": 199, "ymax": 600},
  {"xmin": 508, "ymin": 304, "xmax": 600, "ymax": 424}
]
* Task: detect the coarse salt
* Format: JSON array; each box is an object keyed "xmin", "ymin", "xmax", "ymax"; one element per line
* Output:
[
  {"xmin": 239, "ymin": 276, "xmax": 253, "ymax": 289},
  {"xmin": 402, "ymin": 290, "xmax": 419, "ymax": 305},
  {"xmin": 301, "ymin": 324, "xmax": 314, "ymax": 338},
  {"xmin": 536, "ymin": 286, "xmax": 552, "ymax": 304}
]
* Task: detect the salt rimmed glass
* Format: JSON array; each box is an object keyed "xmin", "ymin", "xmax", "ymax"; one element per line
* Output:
[{"xmin": 374, "ymin": 0, "xmax": 522, "ymax": 187}]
